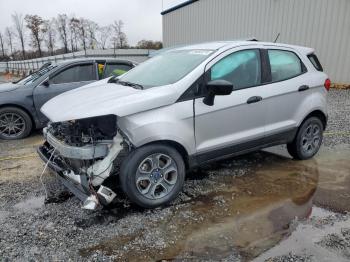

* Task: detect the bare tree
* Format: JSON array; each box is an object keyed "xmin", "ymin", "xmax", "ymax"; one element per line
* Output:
[
  {"xmin": 111, "ymin": 20, "xmax": 127, "ymax": 49},
  {"xmin": 5, "ymin": 27, "xmax": 14, "ymax": 56},
  {"xmin": 0, "ymin": 32, "xmax": 5, "ymax": 57},
  {"xmin": 56, "ymin": 14, "xmax": 69, "ymax": 53},
  {"xmin": 69, "ymin": 17, "xmax": 80, "ymax": 52},
  {"xmin": 86, "ymin": 20, "xmax": 98, "ymax": 49},
  {"xmin": 78, "ymin": 18, "xmax": 88, "ymax": 54},
  {"xmin": 12, "ymin": 12, "xmax": 26, "ymax": 59},
  {"xmin": 25, "ymin": 14, "xmax": 46, "ymax": 57},
  {"xmin": 44, "ymin": 19, "xmax": 56, "ymax": 56},
  {"xmin": 137, "ymin": 40, "xmax": 163, "ymax": 50},
  {"xmin": 97, "ymin": 25, "xmax": 111, "ymax": 50}
]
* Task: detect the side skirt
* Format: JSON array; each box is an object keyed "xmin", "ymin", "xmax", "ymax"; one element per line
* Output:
[{"xmin": 189, "ymin": 128, "xmax": 297, "ymax": 168}]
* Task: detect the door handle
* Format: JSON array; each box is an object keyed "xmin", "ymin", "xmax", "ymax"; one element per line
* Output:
[
  {"xmin": 247, "ymin": 96, "xmax": 262, "ymax": 104},
  {"xmin": 298, "ymin": 85, "xmax": 310, "ymax": 92}
]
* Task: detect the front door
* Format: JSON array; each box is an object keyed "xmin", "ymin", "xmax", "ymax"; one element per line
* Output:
[
  {"xmin": 194, "ymin": 48, "xmax": 267, "ymax": 162},
  {"xmin": 33, "ymin": 62, "xmax": 97, "ymax": 122}
]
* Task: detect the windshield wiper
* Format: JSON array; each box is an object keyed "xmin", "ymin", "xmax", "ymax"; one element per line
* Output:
[{"xmin": 115, "ymin": 80, "xmax": 144, "ymax": 90}]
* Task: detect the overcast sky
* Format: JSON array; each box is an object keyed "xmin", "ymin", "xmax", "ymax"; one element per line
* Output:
[{"xmin": 0, "ymin": 0, "xmax": 186, "ymax": 48}]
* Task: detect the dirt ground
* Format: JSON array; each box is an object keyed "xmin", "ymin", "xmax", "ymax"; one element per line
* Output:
[{"xmin": 0, "ymin": 88, "xmax": 349, "ymax": 261}]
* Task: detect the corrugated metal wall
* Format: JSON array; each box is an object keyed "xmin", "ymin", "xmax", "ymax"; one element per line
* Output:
[{"xmin": 163, "ymin": 0, "xmax": 350, "ymax": 83}]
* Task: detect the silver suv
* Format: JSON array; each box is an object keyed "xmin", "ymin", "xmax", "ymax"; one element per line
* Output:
[{"xmin": 38, "ymin": 41, "xmax": 329, "ymax": 210}]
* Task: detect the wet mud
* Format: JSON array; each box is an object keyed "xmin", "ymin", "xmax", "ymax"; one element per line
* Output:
[{"xmin": 79, "ymin": 146, "xmax": 350, "ymax": 261}]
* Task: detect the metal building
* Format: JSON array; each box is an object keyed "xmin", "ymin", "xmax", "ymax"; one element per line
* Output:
[{"xmin": 162, "ymin": 0, "xmax": 350, "ymax": 84}]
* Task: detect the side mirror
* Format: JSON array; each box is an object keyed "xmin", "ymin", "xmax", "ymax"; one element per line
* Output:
[
  {"xmin": 203, "ymin": 80, "xmax": 233, "ymax": 106},
  {"xmin": 42, "ymin": 79, "xmax": 50, "ymax": 87}
]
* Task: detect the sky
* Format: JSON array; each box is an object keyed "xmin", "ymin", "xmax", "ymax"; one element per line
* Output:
[{"xmin": 0, "ymin": 0, "xmax": 186, "ymax": 49}]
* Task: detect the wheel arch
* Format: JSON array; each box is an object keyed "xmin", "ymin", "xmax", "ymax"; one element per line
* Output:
[
  {"xmin": 300, "ymin": 109, "xmax": 327, "ymax": 130},
  {"xmin": 140, "ymin": 139, "xmax": 190, "ymax": 170}
]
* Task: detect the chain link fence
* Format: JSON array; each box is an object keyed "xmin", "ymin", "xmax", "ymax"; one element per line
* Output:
[{"xmin": 0, "ymin": 49, "xmax": 152, "ymax": 75}]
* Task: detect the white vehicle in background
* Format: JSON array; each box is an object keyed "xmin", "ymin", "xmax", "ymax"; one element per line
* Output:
[{"xmin": 38, "ymin": 40, "xmax": 329, "ymax": 210}]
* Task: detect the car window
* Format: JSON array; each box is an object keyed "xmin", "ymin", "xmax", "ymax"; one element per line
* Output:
[
  {"xmin": 210, "ymin": 49, "xmax": 261, "ymax": 89},
  {"xmin": 51, "ymin": 64, "xmax": 95, "ymax": 84},
  {"xmin": 307, "ymin": 54, "xmax": 323, "ymax": 72},
  {"xmin": 268, "ymin": 50, "xmax": 304, "ymax": 82},
  {"xmin": 16, "ymin": 65, "xmax": 56, "ymax": 86},
  {"xmin": 119, "ymin": 49, "xmax": 213, "ymax": 88},
  {"xmin": 103, "ymin": 63, "xmax": 132, "ymax": 78}
]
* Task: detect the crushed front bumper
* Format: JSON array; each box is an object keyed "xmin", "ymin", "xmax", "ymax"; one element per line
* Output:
[
  {"xmin": 37, "ymin": 143, "xmax": 91, "ymax": 202},
  {"xmin": 43, "ymin": 127, "xmax": 110, "ymax": 159}
]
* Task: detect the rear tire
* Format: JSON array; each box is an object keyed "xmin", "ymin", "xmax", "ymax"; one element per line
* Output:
[
  {"xmin": 287, "ymin": 117, "xmax": 323, "ymax": 160},
  {"xmin": 0, "ymin": 107, "xmax": 32, "ymax": 140},
  {"xmin": 119, "ymin": 143, "xmax": 185, "ymax": 208}
]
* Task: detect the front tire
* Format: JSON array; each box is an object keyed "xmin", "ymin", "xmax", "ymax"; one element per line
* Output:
[
  {"xmin": 287, "ymin": 117, "xmax": 324, "ymax": 160},
  {"xmin": 0, "ymin": 107, "xmax": 32, "ymax": 140},
  {"xmin": 119, "ymin": 143, "xmax": 185, "ymax": 208}
]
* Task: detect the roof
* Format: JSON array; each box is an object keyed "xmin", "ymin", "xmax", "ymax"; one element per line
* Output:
[
  {"xmin": 151, "ymin": 40, "xmax": 314, "ymax": 57},
  {"xmin": 161, "ymin": 0, "xmax": 199, "ymax": 15}
]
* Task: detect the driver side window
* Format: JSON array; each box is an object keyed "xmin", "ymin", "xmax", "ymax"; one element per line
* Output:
[
  {"xmin": 51, "ymin": 64, "xmax": 95, "ymax": 84},
  {"xmin": 210, "ymin": 49, "xmax": 261, "ymax": 90}
]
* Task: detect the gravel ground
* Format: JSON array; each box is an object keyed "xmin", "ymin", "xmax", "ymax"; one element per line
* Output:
[{"xmin": 0, "ymin": 89, "xmax": 349, "ymax": 261}]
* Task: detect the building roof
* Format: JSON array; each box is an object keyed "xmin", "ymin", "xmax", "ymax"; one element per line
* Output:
[{"xmin": 161, "ymin": 0, "xmax": 199, "ymax": 15}]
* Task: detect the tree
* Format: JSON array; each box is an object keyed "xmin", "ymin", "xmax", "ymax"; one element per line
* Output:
[
  {"xmin": 25, "ymin": 14, "xmax": 46, "ymax": 57},
  {"xmin": 12, "ymin": 12, "xmax": 26, "ymax": 59},
  {"xmin": 56, "ymin": 14, "xmax": 69, "ymax": 53},
  {"xmin": 44, "ymin": 19, "xmax": 56, "ymax": 56},
  {"xmin": 97, "ymin": 25, "xmax": 111, "ymax": 50},
  {"xmin": 0, "ymin": 32, "xmax": 5, "ymax": 57},
  {"xmin": 5, "ymin": 27, "xmax": 14, "ymax": 56},
  {"xmin": 86, "ymin": 20, "xmax": 98, "ymax": 49},
  {"xmin": 69, "ymin": 17, "xmax": 80, "ymax": 52},
  {"xmin": 137, "ymin": 40, "xmax": 163, "ymax": 50},
  {"xmin": 111, "ymin": 20, "xmax": 127, "ymax": 49},
  {"xmin": 78, "ymin": 18, "xmax": 88, "ymax": 54}
]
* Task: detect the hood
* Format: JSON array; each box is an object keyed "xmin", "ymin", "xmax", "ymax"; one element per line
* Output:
[
  {"xmin": 41, "ymin": 82, "xmax": 179, "ymax": 122},
  {"xmin": 0, "ymin": 82, "xmax": 21, "ymax": 93}
]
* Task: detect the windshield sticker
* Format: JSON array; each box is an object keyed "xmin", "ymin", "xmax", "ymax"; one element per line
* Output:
[{"xmin": 189, "ymin": 50, "xmax": 213, "ymax": 56}]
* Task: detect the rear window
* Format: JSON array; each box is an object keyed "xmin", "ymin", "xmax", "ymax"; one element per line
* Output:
[
  {"xmin": 307, "ymin": 54, "xmax": 323, "ymax": 72},
  {"xmin": 268, "ymin": 50, "xmax": 306, "ymax": 82}
]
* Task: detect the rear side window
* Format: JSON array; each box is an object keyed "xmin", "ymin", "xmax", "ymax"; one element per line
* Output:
[
  {"xmin": 307, "ymin": 54, "xmax": 323, "ymax": 71},
  {"xmin": 268, "ymin": 50, "xmax": 305, "ymax": 82},
  {"xmin": 51, "ymin": 64, "xmax": 95, "ymax": 84},
  {"xmin": 210, "ymin": 49, "xmax": 261, "ymax": 89},
  {"xmin": 103, "ymin": 63, "xmax": 132, "ymax": 78}
]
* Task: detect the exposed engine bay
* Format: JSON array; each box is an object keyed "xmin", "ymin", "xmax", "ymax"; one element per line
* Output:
[
  {"xmin": 49, "ymin": 115, "xmax": 118, "ymax": 146},
  {"xmin": 37, "ymin": 115, "xmax": 129, "ymax": 210}
]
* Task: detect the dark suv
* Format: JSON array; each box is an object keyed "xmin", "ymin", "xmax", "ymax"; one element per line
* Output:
[{"xmin": 0, "ymin": 58, "xmax": 136, "ymax": 140}]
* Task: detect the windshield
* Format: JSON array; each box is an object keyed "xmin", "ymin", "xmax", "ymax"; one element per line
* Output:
[
  {"xmin": 119, "ymin": 49, "xmax": 213, "ymax": 88},
  {"xmin": 17, "ymin": 65, "xmax": 57, "ymax": 85}
]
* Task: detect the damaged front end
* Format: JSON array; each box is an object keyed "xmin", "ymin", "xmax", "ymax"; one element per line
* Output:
[{"xmin": 37, "ymin": 115, "xmax": 129, "ymax": 210}]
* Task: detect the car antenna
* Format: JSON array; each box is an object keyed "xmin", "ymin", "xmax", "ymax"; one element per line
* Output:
[{"xmin": 274, "ymin": 33, "xmax": 280, "ymax": 43}]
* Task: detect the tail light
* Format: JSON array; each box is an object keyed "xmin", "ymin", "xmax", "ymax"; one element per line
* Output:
[{"xmin": 324, "ymin": 78, "xmax": 331, "ymax": 91}]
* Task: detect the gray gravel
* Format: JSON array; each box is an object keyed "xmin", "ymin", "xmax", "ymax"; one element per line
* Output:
[{"xmin": 323, "ymin": 89, "xmax": 350, "ymax": 147}]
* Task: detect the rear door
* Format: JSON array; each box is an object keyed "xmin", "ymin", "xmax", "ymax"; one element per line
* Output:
[
  {"xmin": 33, "ymin": 62, "xmax": 98, "ymax": 122},
  {"xmin": 194, "ymin": 47, "xmax": 267, "ymax": 162},
  {"xmin": 262, "ymin": 48, "xmax": 310, "ymax": 143}
]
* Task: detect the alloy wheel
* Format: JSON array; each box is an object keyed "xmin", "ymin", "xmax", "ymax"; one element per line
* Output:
[
  {"xmin": 136, "ymin": 153, "xmax": 178, "ymax": 200},
  {"xmin": 300, "ymin": 123, "xmax": 321, "ymax": 155},
  {"xmin": 0, "ymin": 112, "xmax": 26, "ymax": 139}
]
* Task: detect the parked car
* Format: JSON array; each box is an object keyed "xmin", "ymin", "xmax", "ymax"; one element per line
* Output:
[
  {"xmin": 38, "ymin": 41, "xmax": 329, "ymax": 210},
  {"xmin": 0, "ymin": 58, "xmax": 136, "ymax": 140}
]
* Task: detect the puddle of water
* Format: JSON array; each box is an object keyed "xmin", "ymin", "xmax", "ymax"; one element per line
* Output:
[
  {"xmin": 80, "ymin": 147, "xmax": 350, "ymax": 261},
  {"xmin": 13, "ymin": 196, "xmax": 45, "ymax": 213},
  {"xmin": 254, "ymin": 206, "xmax": 350, "ymax": 262}
]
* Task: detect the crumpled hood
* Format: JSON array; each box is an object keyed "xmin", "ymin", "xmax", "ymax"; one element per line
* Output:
[
  {"xmin": 41, "ymin": 82, "xmax": 179, "ymax": 122},
  {"xmin": 0, "ymin": 82, "xmax": 20, "ymax": 93}
]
